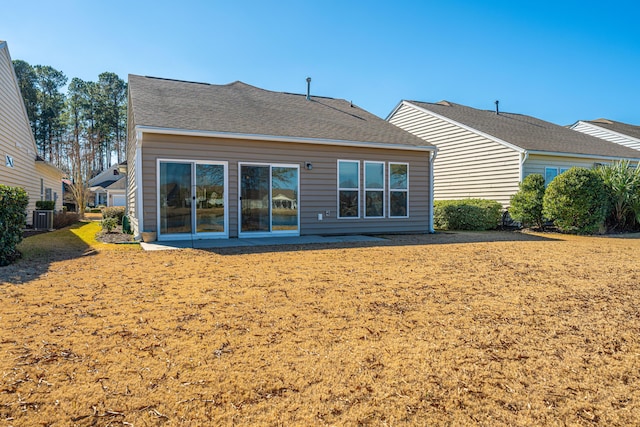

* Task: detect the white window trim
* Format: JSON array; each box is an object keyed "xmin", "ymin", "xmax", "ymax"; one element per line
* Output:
[
  {"xmin": 389, "ymin": 162, "xmax": 409, "ymax": 218},
  {"xmin": 237, "ymin": 162, "xmax": 300, "ymax": 238},
  {"xmin": 156, "ymin": 159, "xmax": 229, "ymax": 241},
  {"xmin": 545, "ymin": 166, "xmax": 571, "ymax": 186},
  {"xmin": 364, "ymin": 161, "xmax": 385, "ymax": 218},
  {"xmin": 337, "ymin": 160, "xmax": 360, "ymax": 219}
]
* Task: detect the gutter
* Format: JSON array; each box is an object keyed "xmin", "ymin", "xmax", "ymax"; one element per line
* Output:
[{"xmin": 428, "ymin": 149, "xmax": 438, "ymax": 233}]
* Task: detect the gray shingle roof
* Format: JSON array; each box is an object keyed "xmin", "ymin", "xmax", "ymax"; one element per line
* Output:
[
  {"xmin": 406, "ymin": 100, "xmax": 640, "ymax": 159},
  {"xmin": 128, "ymin": 75, "xmax": 432, "ymax": 148},
  {"xmin": 585, "ymin": 119, "xmax": 640, "ymax": 141}
]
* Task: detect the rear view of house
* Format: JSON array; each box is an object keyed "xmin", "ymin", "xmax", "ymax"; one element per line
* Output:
[
  {"xmin": 126, "ymin": 75, "xmax": 436, "ymax": 241},
  {"xmin": 388, "ymin": 100, "xmax": 640, "ymax": 207},
  {"xmin": 0, "ymin": 41, "xmax": 63, "ymax": 224}
]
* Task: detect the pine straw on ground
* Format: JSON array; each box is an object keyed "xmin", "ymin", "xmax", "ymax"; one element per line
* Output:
[{"xmin": 1, "ymin": 230, "xmax": 640, "ymax": 426}]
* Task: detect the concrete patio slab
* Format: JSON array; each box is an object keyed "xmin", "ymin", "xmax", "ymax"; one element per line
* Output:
[{"xmin": 140, "ymin": 235, "xmax": 386, "ymax": 251}]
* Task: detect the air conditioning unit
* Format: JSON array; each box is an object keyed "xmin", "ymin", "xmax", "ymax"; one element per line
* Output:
[{"xmin": 33, "ymin": 210, "xmax": 53, "ymax": 230}]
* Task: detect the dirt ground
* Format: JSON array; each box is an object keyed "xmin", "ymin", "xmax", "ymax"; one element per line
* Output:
[{"xmin": 1, "ymin": 227, "xmax": 640, "ymax": 426}]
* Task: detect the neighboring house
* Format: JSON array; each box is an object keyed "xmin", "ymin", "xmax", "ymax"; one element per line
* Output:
[
  {"xmin": 387, "ymin": 100, "xmax": 640, "ymax": 207},
  {"xmin": 127, "ymin": 75, "xmax": 436, "ymax": 240},
  {"xmin": 88, "ymin": 162, "xmax": 126, "ymax": 207},
  {"xmin": 0, "ymin": 41, "xmax": 64, "ymax": 224},
  {"xmin": 570, "ymin": 119, "xmax": 640, "ymax": 152}
]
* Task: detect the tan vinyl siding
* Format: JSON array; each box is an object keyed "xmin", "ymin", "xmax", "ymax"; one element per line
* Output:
[
  {"xmin": 140, "ymin": 133, "xmax": 431, "ymax": 237},
  {"xmin": 523, "ymin": 154, "xmax": 611, "ymax": 177},
  {"xmin": 0, "ymin": 43, "xmax": 47, "ymax": 224},
  {"xmin": 389, "ymin": 103, "xmax": 520, "ymax": 207},
  {"xmin": 572, "ymin": 122, "xmax": 640, "ymax": 152}
]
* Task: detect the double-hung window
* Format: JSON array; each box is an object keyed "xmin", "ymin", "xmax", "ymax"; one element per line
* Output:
[
  {"xmin": 364, "ymin": 161, "xmax": 384, "ymax": 217},
  {"xmin": 338, "ymin": 160, "xmax": 360, "ymax": 218},
  {"xmin": 389, "ymin": 163, "xmax": 409, "ymax": 217}
]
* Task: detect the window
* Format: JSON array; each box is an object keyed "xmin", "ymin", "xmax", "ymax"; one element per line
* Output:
[
  {"xmin": 45, "ymin": 188, "xmax": 52, "ymax": 201},
  {"xmin": 5, "ymin": 155, "xmax": 14, "ymax": 168},
  {"xmin": 338, "ymin": 160, "xmax": 359, "ymax": 218},
  {"xmin": 389, "ymin": 163, "xmax": 408, "ymax": 217},
  {"xmin": 365, "ymin": 161, "xmax": 384, "ymax": 217},
  {"xmin": 545, "ymin": 167, "xmax": 570, "ymax": 186}
]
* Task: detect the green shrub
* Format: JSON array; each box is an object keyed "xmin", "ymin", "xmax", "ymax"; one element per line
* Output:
[
  {"xmin": 102, "ymin": 206, "xmax": 125, "ymax": 224},
  {"xmin": 543, "ymin": 167, "xmax": 607, "ymax": 234},
  {"xmin": 509, "ymin": 174, "xmax": 546, "ymax": 229},
  {"xmin": 434, "ymin": 198, "xmax": 503, "ymax": 231},
  {"xmin": 594, "ymin": 161, "xmax": 640, "ymax": 231},
  {"xmin": 101, "ymin": 217, "xmax": 118, "ymax": 233},
  {"xmin": 0, "ymin": 185, "xmax": 29, "ymax": 266},
  {"xmin": 35, "ymin": 200, "xmax": 55, "ymax": 210}
]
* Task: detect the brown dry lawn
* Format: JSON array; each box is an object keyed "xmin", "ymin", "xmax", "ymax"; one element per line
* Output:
[{"xmin": 1, "ymin": 224, "xmax": 640, "ymax": 426}]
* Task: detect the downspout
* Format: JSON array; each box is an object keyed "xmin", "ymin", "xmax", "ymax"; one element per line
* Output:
[
  {"xmin": 135, "ymin": 129, "xmax": 144, "ymax": 238},
  {"xmin": 519, "ymin": 151, "xmax": 529, "ymax": 181},
  {"xmin": 429, "ymin": 149, "xmax": 438, "ymax": 233}
]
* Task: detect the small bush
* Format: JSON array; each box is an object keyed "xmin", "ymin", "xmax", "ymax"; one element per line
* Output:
[
  {"xmin": 434, "ymin": 198, "xmax": 503, "ymax": 231},
  {"xmin": 0, "ymin": 185, "xmax": 29, "ymax": 266},
  {"xmin": 89, "ymin": 208, "xmax": 102, "ymax": 213},
  {"xmin": 594, "ymin": 161, "xmax": 640, "ymax": 231},
  {"xmin": 543, "ymin": 167, "xmax": 607, "ymax": 234},
  {"xmin": 35, "ymin": 200, "xmax": 55, "ymax": 210},
  {"xmin": 101, "ymin": 217, "xmax": 118, "ymax": 233},
  {"xmin": 102, "ymin": 206, "xmax": 125, "ymax": 224},
  {"xmin": 509, "ymin": 174, "xmax": 546, "ymax": 229},
  {"xmin": 53, "ymin": 211, "xmax": 80, "ymax": 229}
]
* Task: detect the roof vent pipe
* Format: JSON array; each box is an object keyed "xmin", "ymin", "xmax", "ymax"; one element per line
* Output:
[
  {"xmin": 306, "ymin": 77, "xmax": 311, "ymax": 100},
  {"xmin": 495, "ymin": 100, "xmax": 499, "ymax": 115}
]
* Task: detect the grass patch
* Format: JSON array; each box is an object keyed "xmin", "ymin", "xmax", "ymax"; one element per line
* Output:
[
  {"xmin": 17, "ymin": 221, "xmax": 139, "ymax": 261},
  {"xmin": 1, "ymin": 232, "xmax": 640, "ymax": 425}
]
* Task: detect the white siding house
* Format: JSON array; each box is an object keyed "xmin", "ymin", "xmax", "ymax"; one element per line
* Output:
[
  {"xmin": 388, "ymin": 100, "xmax": 640, "ymax": 208},
  {"xmin": 571, "ymin": 119, "xmax": 640, "ymax": 152},
  {"xmin": 0, "ymin": 41, "xmax": 64, "ymax": 224}
]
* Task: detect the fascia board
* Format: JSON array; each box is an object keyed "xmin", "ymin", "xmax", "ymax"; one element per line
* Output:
[
  {"xmin": 401, "ymin": 101, "xmax": 526, "ymax": 154},
  {"xmin": 385, "ymin": 100, "xmax": 405, "ymax": 121},
  {"xmin": 135, "ymin": 125, "xmax": 437, "ymax": 152}
]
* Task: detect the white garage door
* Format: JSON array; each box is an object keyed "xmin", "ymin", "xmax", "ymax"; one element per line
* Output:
[{"xmin": 112, "ymin": 195, "xmax": 126, "ymax": 206}]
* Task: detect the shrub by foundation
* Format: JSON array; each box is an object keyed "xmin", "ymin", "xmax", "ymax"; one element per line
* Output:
[
  {"xmin": 0, "ymin": 185, "xmax": 29, "ymax": 266},
  {"xmin": 35, "ymin": 200, "xmax": 55, "ymax": 210},
  {"xmin": 102, "ymin": 206, "xmax": 125, "ymax": 224},
  {"xmin": 53, "ymin": 211, "xmax": 80, "ymax": 229},
  {"xmin": 434, "ymin": 199, "xmax": 502, "ymax": 231},
  {"xmin": 509, "ymin": 173, "xmax": 546, "ymax": 229},
  {"xmin": 543, "ymin": 167, "xmax": 607, "ymax": 234}
]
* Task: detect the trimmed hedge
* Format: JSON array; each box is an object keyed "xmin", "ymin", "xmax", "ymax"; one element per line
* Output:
[
  {"xmin": 434, "ymin": 198, "xmax": 503, "ymax": 231},
  {"xmin": 0, "ymin": 185, "xmax": 29, "ymax": 266},
  {"xmin": 35, "ymin": 200, "xmax": 55, "ymax": 210},
  {"xmin": 543, "ymin": 167, "xmax": 607, "ymax": 234}
]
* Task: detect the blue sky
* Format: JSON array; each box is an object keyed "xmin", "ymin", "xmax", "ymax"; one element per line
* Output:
[{"xmin": 2, "ymin": 0, "xmax": 639, "ymax": 125}]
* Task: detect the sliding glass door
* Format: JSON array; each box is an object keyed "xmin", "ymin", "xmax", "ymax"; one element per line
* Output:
[
  {"xmin": 159, "ymin": 160, "xmax": 227, "ymax": 240},
  {"xmin": 239, "ymin": 163, "xmax": 299, "ymax": 237}
]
